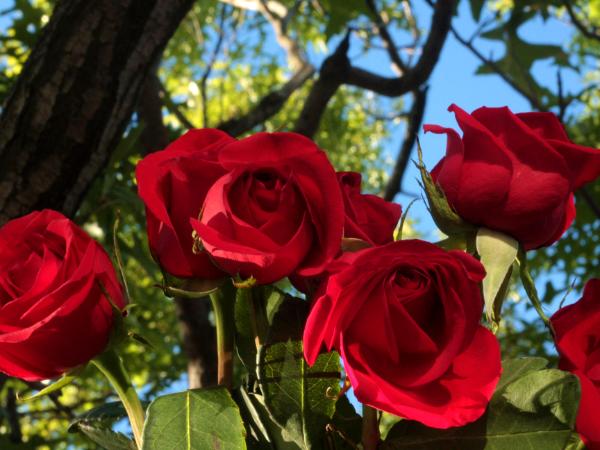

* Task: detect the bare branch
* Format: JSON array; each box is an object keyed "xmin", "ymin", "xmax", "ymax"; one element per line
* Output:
[
  {"xmin": 384, "ymin": 86, "xmax": 427, "ymax": 201},
  {"xmin": 293, "ymin": 33, "xmax": 351, "ymax": 137},
  {"xmin": 365, "ymin": 0, "xmax": 407, "ymax": 74},
  {"xmin": 159, "ymin": 83, "xmax": 196, "ymax": 130},
  {"xmin": 294, "ymin": 0, "xmax": 455, "ymax": 138},
  {"xmin": 5, "ymin": 388, "xmax": 21, "ymax": 444},
  {"xmin": 219, "ymin": 0, "xmax": 287, "ymax": 17},
  {"xmin": 563, "ymin": 1, "xmax": 600, "ymax": 42},
  {"xmin": 200, "ymin": 5, "xmax": 229, "ymax": 127},
  {"xmin": 445, "ymin": 17, "xmax": 545, "ymax": 111},
  {"xmin": 218, "ymin": 63, "xmax": 315, "ymax": 136}
]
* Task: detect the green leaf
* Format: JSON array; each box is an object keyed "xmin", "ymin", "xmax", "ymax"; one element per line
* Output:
[
  {"xmin": 256, "ymin": 296, "xmax": 341, "ymax": 449},
  {"xmin": 381, "ymin": 358, "xmax": 580, "ymax": 450},
  {"xmin": 476, "ymin": 227, "xmax": 518, "ymax": 329},
  {"xmin": 329, "ymin": 395, "xmax": 363, "ymax": 448},
  {"xmin": 564, "ymin": 432, "xmax": 586, "ymax": 450},
  {"xmin": 235, "ymin": 286, "xmax": 289, "ymax": 375},
  {"xmin": 68, "ymin": 401, "xmax": 128, "ymax": 432},
  {"xmin": 234, "ymin": 388, "xmax": 302, "ymax": 450},
  {"xmin": 503, "ymin": 369, "xmax": 580, "ymax": 427},
  {"xmin": 76, "ymin": 424, "xmax": 136, "ymax": 450},
  {"xmin": 142, "ymin": 387, "xmax": 247, "ymax": 450},
  {"xmin": 495, "ymin": 357, "xmax": 549, "ymax": 392},
  {"xmin": 320, "ymin": 0, "xmax": 372, "ymax": 38},
  {"xmin": 258, "ymin": 341, "xmax": 341, "ymax": 449},
  {"xmin": 19, "ymin": 371, "xmax": 78, "ymax": 402}
]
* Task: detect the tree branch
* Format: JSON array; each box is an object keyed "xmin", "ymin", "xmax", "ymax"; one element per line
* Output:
[
  {"xmin": 383, "ymin": 86, "xmax": 427, "ymax": 201},
  {"xmin": 294, "ymin": 0, "xmax": 455, "ymax": 138},
  {"xmin": 365, "ymin": 0, "xmax": 407, "ymax": 74},
  {"xmin": 138, "ymin": 71, "xmax": 170, "ymax": 155},
  {"xmin": 441, "ymin": 5, "xmax": 544, "ymax": 111},
  {"xmin": 5, "ymin": 388, "xmax": 21, "ymax": 444},
  {"xmin": 563, "ymin": 1, "xmax": 600, "ymax": 42},
  {"xmin": 200, "ymin": 5, "xmax": 229, "ymax": 127},
  {"xmin": 218, "ymin": 63, "xmax": 314, "ymax": 136},
  {"xmin": 293, "ymin": 32, "xmax": 351, "ymax": 137}
]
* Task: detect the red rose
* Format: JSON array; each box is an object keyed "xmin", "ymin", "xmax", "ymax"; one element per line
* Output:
[
  {"xmin": 337, "ymin": 172, "xmax": 401, "ymax": 245},
  {"xmin": 425, "ymin": 105, "xmax": 600, "ymax": 249},
  {"xmin": 303, "ymin": 240, "xmax": 501, "ymax": 428},
  {"xmin": 0, "ymin": 210, "xmax": 125, "ymax": 381},
  {"xmin": 191, "ymin": 132, "xmax": 344, "ymax": 284},
  {"xmin": 136, "ymin": 129, "xmax": 232, "ymax": 279},
  {"xmin": 551, "ymin": 279, "xmax": 600, "ymax": 449}
]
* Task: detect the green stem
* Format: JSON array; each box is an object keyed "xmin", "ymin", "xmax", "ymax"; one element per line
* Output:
[
  {"xmin": 209, "ymin": 283, "xmax": 236, "ymax": 388},
  {"xmin": 517, "ymin": 248, "xmax": 552, "ymax": 330},
  {"xmin": 361, "ymin": 405, "xmax": 380, "ymax": 450},
  {"xmin": 92, "ymin": 349, "xmax": 145, "ymax": 449}
]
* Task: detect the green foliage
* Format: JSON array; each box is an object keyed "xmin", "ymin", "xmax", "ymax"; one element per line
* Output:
[
  {"xmin": 381, "ymin": 358, "xmax": 580, "ymax": 449},
  {"xmin": 74, "ymin": 424, "xmax": 136, "ymax": 450},
  {"xmin": 142, "ymin": 387, "xmax": 247, "ymax": 450}
]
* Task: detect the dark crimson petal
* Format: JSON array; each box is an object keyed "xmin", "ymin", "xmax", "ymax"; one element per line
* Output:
[
  {"xmin": 0, "ymin": 210, "xmax": 125, "ymax": 381},
  {"xmin": 217, "ymin": 132, "xmax": 344, "ymax": 278},
  {"xmin": 425, "ymin": 106, "xmax": 514, "ymax": 222},
  {"xmin": 573, "ymin": 373, "xmax": 600, "ymax": 449},
  {"xmin": 340, "ymin": 326, "xmax": 500, "ymax": 428},
  {"xmin": 547, "ymin": 139, "xmax": 600, "ymax": 190},
  {"xmin": 552, "ymin": 279, "xmax": 600, "ymax": 371},
  {"xmin": 337, "ymin": 171, "xmax": 401, "ymax": 245},
  {"xmin": 517, "ymin": 112, "xmax": 570, "ymax": 142},
  {"xmin": 135, "ymin": 129, "xmax": 232, "ymax": 279}
]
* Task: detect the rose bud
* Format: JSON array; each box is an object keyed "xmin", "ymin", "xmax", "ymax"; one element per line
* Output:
[{"xmin": 425, "ymin": 104, "xmax": 600, "ymax": 249}]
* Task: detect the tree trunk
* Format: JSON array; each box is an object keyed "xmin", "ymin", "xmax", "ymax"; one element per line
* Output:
[{"xmin": 0, "ymin": 0, "xmax": 194, "ymax": 225}]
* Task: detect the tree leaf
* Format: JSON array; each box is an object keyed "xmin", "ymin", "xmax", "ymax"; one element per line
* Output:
[
  {"xmin": 476, "ymin": 227, "xmax": 518, "ymax": 329},
  {"xmin": 75, "ymin": 424, "xmax": 136, "ymax": 450},
  {"xmin": 142, "ymin": 387, "xmax": 247, "ymax": 450},
  {"xmin": 68, "ymin": 401, "xmax": 128, "ymax": 432},
  {"xmin": 381, "ymin": 358, "xmax": 580, "ymax": 450}
]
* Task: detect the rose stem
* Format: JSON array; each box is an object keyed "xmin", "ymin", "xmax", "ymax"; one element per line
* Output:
[
  {"xmin": 209, "ymin": 283, "xmax": 236, "ymax": 388},
  {"xmin": 361, "ymin": 405, "xmax": 380, "ymax": 450},
  {"xmin": 92, "ymin": 349, "xmax": 145, "ymax": 448}
]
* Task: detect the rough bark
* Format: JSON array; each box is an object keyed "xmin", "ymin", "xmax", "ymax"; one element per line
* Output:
[{"xmin": 0, "ymin": 0, "xmax": 195, "ymax": 225}]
